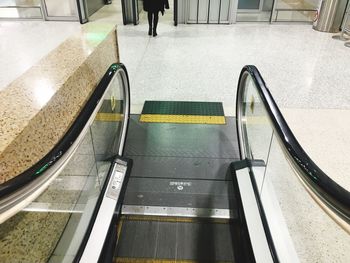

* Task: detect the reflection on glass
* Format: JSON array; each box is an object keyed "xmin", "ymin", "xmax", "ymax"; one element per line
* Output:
[
  {"xmin": 0, "ymin": 0, "xmax": 43, "ymax": 19},
  {"xmin": 237, "ymin": 0, "xmax": 273, "ymax": 22},
  {"xmin": 91, "ymin": 72, "xmax": 125, "ymax": 162},
  {"xmin": 240, "ymin": 70, "xmax": 350, "ymax": 262},
  {"xmin": 272, "ymin": 0, "xmax": 319, "ymax": 22},
  {"xmin": 44, "ymin": 0, "xmax": 77, "ymax": 17},
  {"xmin": 242, "ymin": 75, "xmax": 273, "ymax": 164},
  {"xmin": 0, "ymin": 7, "xmax": 42, "ymax": 19},
  {"xmin": 0, "ymin": 71, "xmax": 125, "ymax": 262},
  {"xmin": 261, "ymin": 134, "xmax": 350, "ymax": 262}
]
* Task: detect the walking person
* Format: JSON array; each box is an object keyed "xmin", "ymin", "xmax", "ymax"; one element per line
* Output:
[{"xmin": 143, "ymin": 0, "xmax": 170, "ymax": 37}]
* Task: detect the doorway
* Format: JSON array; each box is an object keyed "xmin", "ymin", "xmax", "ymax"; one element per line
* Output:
[{"xmin": 121, "ymin": 0, "xmax": 177, "ymax": 26}]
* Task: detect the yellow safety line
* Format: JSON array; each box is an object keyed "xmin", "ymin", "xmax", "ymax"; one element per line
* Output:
[
  {"xmin": 95, "ymin": 113, "xmax": 123, "ymax": 122},
  {"xmin": 121, "ymin": 215, "xmax": 229, "ymax": 224},
  {"xmin": 139, "ymin": 115, "xmax": 226, "ymax": 125},
  {"xmin": 115, "ymin": 258, "xmax": 232, "ymax": 263}
]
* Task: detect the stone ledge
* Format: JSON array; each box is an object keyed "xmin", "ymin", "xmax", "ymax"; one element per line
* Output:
[{"xmin": 0, "ymin": 22, "xmax": 119, "ymax": 184}]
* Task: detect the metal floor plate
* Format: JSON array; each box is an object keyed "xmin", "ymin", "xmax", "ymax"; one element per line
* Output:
[
  {"xmin": 122, "ymin": 177, "xmax": 236, "ymax": 211},
  {"xmin": 125, "ymin": 116, "xmax": 239, "ymax": 158},
  {"xmin": 141, "ymin": 101, "xmax": 225, "ymax": 116},
  {"xmin": 128, "ymin": 156, "xmax": 233, "ymax": 180},
  {"xmin": 123, "ymin": 115, "xmax": 239, "ymax": 217}
]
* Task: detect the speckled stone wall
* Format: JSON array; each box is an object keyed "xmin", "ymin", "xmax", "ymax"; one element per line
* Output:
[
  {"xmin": 0, "ymin": 212, "xmax": 70, "ymax": 262},
  {"xmin": 0, "ymin": 23, "xmax": 119, "ymax": 184}
]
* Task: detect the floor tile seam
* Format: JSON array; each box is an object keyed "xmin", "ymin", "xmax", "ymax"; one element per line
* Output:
[{"xmin": 130, "ymin": 37, "xmax": 152, "ymax": 87}]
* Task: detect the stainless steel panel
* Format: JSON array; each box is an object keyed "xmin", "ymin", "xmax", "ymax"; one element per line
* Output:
[
  {"xmin": 198, "ymin": 0, "xmax": 209, "ymax": 23},
  {"xmin": 122, "ymin": 205, "xmax": 234, "ymax": 219},
  {"xmin": 220, "ymin": 0, "xmax": 231, "ymax": 23},
  {"xmin": 187, "ymin": 0, "xmax": 198, "ymax": 23},
  {"xmin": 209, "ymin": 0, "xmax": 220, "ymax": 23}
]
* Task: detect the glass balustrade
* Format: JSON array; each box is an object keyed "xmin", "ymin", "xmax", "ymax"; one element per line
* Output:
[
  {"xmin": 236, "ymin": 66, "xmax": 350, "ymax": 262},
  {"xmin": 0, "ymin": 65, "xmax": 129, "ymax": 263}
]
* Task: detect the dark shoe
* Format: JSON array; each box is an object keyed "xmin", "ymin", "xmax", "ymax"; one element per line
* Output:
[
  {"xmin": 148, "ymin": 28, "xmax": 152, "ymax": 36},
  {"xmin": 153, "ymin": 30, "xmax": 157, "ymax": 37}
]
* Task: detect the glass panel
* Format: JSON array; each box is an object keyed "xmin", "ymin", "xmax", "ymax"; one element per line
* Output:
[
  {"xmin": 261, "ymin": 135, "xmax": 350, "ymax": 262},
  {"xmin": 238, "ymin": 0, "xmax": 261, "ymax": 9},
  {"xmin": 0, "ymin": 6, "xmax": 42, "ymax": 18},
  {"xmin": 0, "ymin": 0, "xmax": 41, "ymax": 5},
  {"xmin": 240, "ymin": 71, "xmax": 350, "ymax": 262},
  {"xmin": 241, "ymin": 74, "xmax": 274, "ymax": 192},
  {"xmin": 236, "ymin": 11, "xmax": 271, "ymax": 22},
  {"xmin": 242, "ymin": 75, "xmax": 273, "ymax": 165},
  {"xmin": 90, "ymin": 72, "xmax": 125, "ymax": 162},
  {"xmin": 44, "ymin": 0, "xmax": 77, "ymax": 17},
  {"xmin": 0, "ymin": 71, "xmax": 126, "ymax": 262},
  {"xmin": 236, "ymin": 0, "xmax": 273, "ymax": 22},
  {"xmin": 273, "ymin": 0, "xmax": 319, "ymax": 22},
  {"xmin": 0, "ymin": 0, "xmax": 42, "ymax": 19},
  {"xmin": 86, "ymin": 0, "xmax": 105, "ymax": 17}
]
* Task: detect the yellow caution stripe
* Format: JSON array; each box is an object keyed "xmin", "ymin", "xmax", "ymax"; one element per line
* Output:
[
  {"xmin": 139, "ymin": 114, "xmax": 226, "ymax": 125},
  {"xmin": 116, "ymin": 258, "xmax": 231, "ymax": 263},
  {"xmin": 95, "ymin": 113, "xmax": 123, "ymax": 122}
]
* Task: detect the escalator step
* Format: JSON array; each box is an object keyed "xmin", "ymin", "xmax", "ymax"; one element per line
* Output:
[
  {"xmin": 115, "ymin": 216, "xmax": 236, "ymax": 262},
  {"xmin": 140, "ymin": 101, "xmax": 225, "ymax": 124}
]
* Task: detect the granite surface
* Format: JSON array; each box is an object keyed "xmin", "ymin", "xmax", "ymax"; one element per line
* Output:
[
  {"xmin": 0, "ymin": 22, "xmax": 119, "ymax": 184},
  {"xmin": 0, "ymin": 211, "xmax": 70, "ymax": 263}
]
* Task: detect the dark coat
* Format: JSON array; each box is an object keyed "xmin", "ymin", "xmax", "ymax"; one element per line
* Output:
[{"xmin": 143, "ymin": 0, "xmax": 170, "ymax": 14}]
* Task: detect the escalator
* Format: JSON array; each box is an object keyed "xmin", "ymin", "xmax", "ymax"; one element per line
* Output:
[
  {"xmin": 0, "ymin": 64, "xmax": 349, "ymax": 263},
  {"xmin": 114, "ymin": 113, "xmax": 248, "ymax": 262}
]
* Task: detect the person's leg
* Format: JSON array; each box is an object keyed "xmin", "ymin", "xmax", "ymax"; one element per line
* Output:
[
  {"xmin": 147, "ymin": 11, "xmax": 152, "ymax": 35},
  {"xmin": 153, "ymin": 11, "xmax": 159, "ymax": 37}
]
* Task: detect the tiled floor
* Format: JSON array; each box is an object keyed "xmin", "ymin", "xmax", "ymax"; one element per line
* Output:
[
  {"xmin": 0, "ymin": 20, "xmax": 80, "ymax": 90},
  {"xmin": 90, "ymin": 2, "xmax": 350, "ymax": 192},
  {"xmin": 1, "ymin": 2, "xmax": 350, "ymax": 262}
]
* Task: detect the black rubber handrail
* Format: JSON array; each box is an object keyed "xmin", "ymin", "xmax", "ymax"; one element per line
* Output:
[
  {"xmin": 236, "ymin": 65, "xmax": 350, "ymax": 225},
  {"xmin": 0, "ymin": 63, "xmax": 128, "ymax": 199}
]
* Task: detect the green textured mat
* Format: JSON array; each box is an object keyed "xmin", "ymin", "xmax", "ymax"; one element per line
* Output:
[{"xmin": 141, "ymin": 101, "xmax": 224, "ymax": 116}]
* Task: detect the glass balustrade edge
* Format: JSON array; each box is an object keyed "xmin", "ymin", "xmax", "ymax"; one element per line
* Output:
[{"xmin": 236, "ymin": 65, "xmax": 350, "ymax": 228}]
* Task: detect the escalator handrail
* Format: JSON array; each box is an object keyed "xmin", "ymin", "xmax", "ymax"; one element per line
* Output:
[
  {"xmin": 236, "ymin": 65, "xmax": 350, "ymax": 228},
  {"xmin": 0, "ymin": 63, "xmax": 128, "ymax": 203}
]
